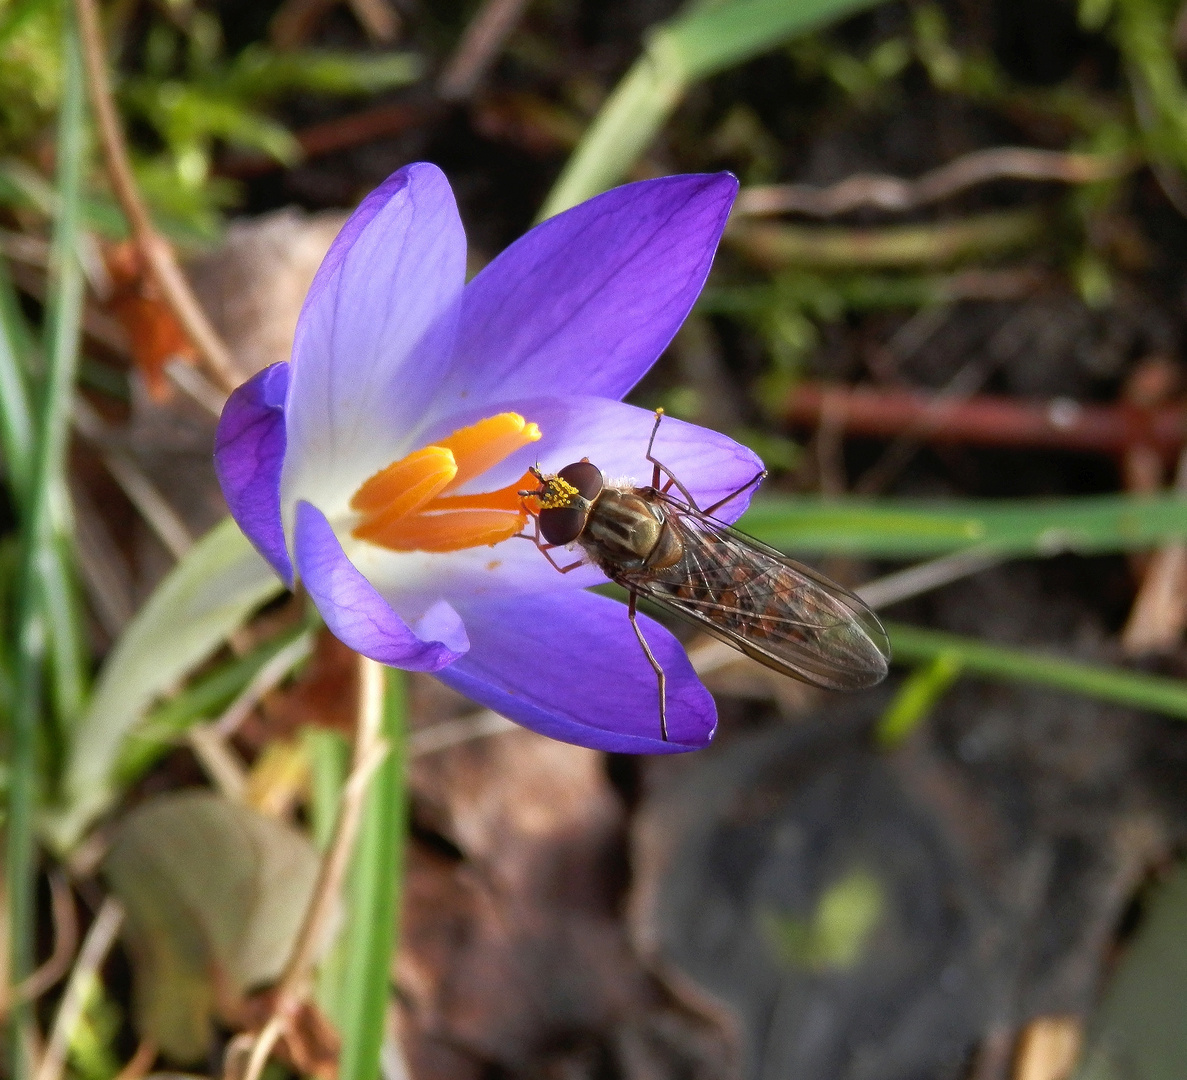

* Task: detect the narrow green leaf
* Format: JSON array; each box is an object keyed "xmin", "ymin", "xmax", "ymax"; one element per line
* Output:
[
  {"xmin": 728, "ymin": 210, "xmax": 1046, "ymax": 269},
  {"xmin": 540, "ymin": 0, "xmax": 886, "ymax": 217},
  {"xmin": 741, "ymin": 493, "xmax": 1187, "ymax": 558},
  {"xmin": 221, "ymin": 46, "xmax": 423, "ymax": 97},
  {"xmin": 876, "ymin": 652, "xmax": 963, "ymax": 746},
  {"xmin": 0, "ymin": 259, "xmax": 34, "ymax": 500},
  {"xmin": 7, "ymin": 13, "xmax": 86, "ymax": 1075},
  {"xmin": 0, "ymin": 195, "xmax": 88, "ymax": 732},
  {"xmin": 115, "ymin": 627, "xmax": 312, "ymax": 786},
  {"xmin": 44, "ymin": 518, "xmax": 284, "ymax": 855},
  {"xmin": 306, "ymin": 725, "xmax": 350, "ymax": 1019},
  {"xmin": 886, "ymin": 622, "xmax": 1187, "ymax": 719},
  {"xmin": 304, "ymin": 726, "xmax": 350, "ymax": 854},
  {"xmin": 338, "ymin": 669, "xmax": 407, "ymax": 1080}
]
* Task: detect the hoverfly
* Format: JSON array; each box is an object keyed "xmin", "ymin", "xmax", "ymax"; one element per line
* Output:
[{"xmin": 520, "ymin": 410, "xmax": 890, "ymax": 741}]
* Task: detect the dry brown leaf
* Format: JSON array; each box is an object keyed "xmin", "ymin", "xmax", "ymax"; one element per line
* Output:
[
  {"xmin": 399, "ymin": 730, "xmax": 662, "ymax": 1075},
  {"xmin": 104, "ymin": 241, "xmax": 198, "ymax": 401},
  {"xmin": 252, "ymin": 628, "xmax": 359, "ymax": 744}
]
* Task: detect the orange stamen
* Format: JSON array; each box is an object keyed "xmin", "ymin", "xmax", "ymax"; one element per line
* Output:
[
  {"xmin": 361, "ymin": 509, "xmax": 525, "ymax": 552},
  {"xmin": 435, "ymin": 412, "xmax": 541, "ymax": 492},
  {"xmin": 349, "ymin": 414, "xmax": 541, "ymax": 554},
  {"xmin": 351, "ymin": 446, "xmax": 457, "ymax": 517},
  {"xmin": 429, "ymin": 470, "xmax": 538, "ymax": 513}
]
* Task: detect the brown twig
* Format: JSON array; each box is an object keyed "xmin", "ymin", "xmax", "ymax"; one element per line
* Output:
[
  {"xmin": 1012, "ymin": 1016, "xmax": 1082, "ymax": 1080},
  {"xmin": 33, "ymin": 898, "xmax": 125, "ymax": 1080},
  {"xmin": 437, "ymin": 0, "xmax": 532, "ymax": 101},
  {"xmin": 0, "ymin": 873, "xmax": 79, "ymax": 1018},
  {"xmin": 734, "ymin": 148, "xmax": 1135, "ymax": 218},
  {"xmin": 218, "ymin": 100, "xmax": 443, "ymax": 180},
  {"xmin": 271, "ymin": 0, "xmax": 398, "ymax": 48},
  {"xmin": 234, "ymin": 654, "xmax": 388, "ymax": 1080},
  {"xmin": 226, "ymin": 0, "xmax": 528, "ymax": 178},
  {"xmin": 345, "ymin": 0, "xmax": 400, "ymax": 42},
  {"xmin": 74, "ymin": 0, "xmax": 240, "ymax": 393},
  {"xmin": 784, "ymin": 382, "xmax": 1187, "ymax": 459},
  {"xmin": 73, "ymin": 398, "xmax": 194, "ymax": 561}
]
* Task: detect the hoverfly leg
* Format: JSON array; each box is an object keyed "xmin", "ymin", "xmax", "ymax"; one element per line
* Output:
[
  {"xmin": 628, "ymin": 589, "xmax": 668, "ymax": 742},
  {"xmin": 648, "ymin": 408, "xmax": 769, "ymax": 516},
  {"xmin": 525, "ymin": 515, "xmax": 586, "ymax": 574},
  {"xmin": 702, "ymin": 468, "xmax": 768, "ymax": 517},
  {"xmin": 645, "ymin": 409, "xmax": 701, "ymax": 508}
]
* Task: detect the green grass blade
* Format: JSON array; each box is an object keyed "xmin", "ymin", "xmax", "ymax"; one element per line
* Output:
[
  {"xmin": 876, "ymin": 652, "xmax": 962, "ymax": 746},
  {"xmin": 887, "ymin": 622, "xmax": 1187, "ymax": 719},
  {"xmin": 337, "ymin": 668, "xmax": 407, "ymax": 1080},
  {"xmin": 7, "ymin": 12, "xmax": 86, "ymax": 1075},
  {"xmin": 539, "ymin": 0, "xmax": 886, "ymax": 217},
  {"xmin": 0, "ymin": 260, "xmax": 85, "ymax": 728},
  {"xmin": 41, "ymin": 531, "xmax": 86, "ymax": 726},
  {"xmin": 0, "ymin": 260, "xmax": 34, "ymax": 501},
  {"xmin": 740, "ymin": 493, "xmax": 1187, "ymax": 558},
  {"xmin": 0, "ymin": 261, "xmax": 89, "ymax": 730}
]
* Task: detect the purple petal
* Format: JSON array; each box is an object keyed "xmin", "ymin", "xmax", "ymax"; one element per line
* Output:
[
  {"xmin": 214, "ymin": 362, "xmax": 293, "ymax": 586},
  {"xmin": 283, "ymin": 163, "xmax": 467, "ymax": 521},
  {"xmin": 294, "ymin": 501, "xmax": 468, "ymax": 671},
  {"xmin": 437, "ymin": 590, "xmax": 716, "ymax": 753},
  {"xmin": 431, "ymin": 173, "xmax": 738, "ymax": 419}
]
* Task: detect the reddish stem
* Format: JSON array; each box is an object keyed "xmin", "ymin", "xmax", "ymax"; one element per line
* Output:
[{"xmin": 784, "ymin": 383, "xmax": 1185, "ymax": 460}]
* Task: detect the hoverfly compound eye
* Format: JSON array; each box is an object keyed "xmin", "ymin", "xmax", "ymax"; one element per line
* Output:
[
  {"xmin": 557, "ymin": 461, "xmax": 603, "ymax": 500},
  {"xmin": 539, "ymin": 506, "xmax": 587, "ymax": 545}
]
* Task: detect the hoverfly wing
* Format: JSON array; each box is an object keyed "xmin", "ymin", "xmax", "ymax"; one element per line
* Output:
[{"xmin": 616, "ymin": 497, "xmax": 891, "ymax": 691}]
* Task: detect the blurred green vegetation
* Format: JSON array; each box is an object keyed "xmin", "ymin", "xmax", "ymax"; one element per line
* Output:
[{"xmin": 0, "ymin": 0, "xmax": 420, "ymax": 240}]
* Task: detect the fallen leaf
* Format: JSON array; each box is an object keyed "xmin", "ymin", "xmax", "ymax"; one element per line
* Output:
[
  {"xmin": 398, "ymin": 729, "xmax": 728, "ymax": 1079},
  {"xmin": 104, "ymin": 791, "xmax": 321, "ymax": 1062}
]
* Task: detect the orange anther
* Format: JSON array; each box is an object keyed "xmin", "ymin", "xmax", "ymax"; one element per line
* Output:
[
  {"xmin": 351, "ymin": 446, "xmax": 457, "ymax": 520},
  {"xmin": 359, "ymin": 508, "xmax": 525, "ymax": 552},
  {"xmin": 436, "ymin": 413, "xmax": 541, "ymax": 492},
  {"xmin": 349, "ymin": 416, "xmax": 541, "ymax": 554}
]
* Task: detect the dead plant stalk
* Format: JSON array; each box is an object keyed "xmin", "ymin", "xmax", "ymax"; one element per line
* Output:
[
  {"xmin": 73, "ymin": 0, "xmax": 239, "ymax": 393},
  {"xmin": 236, "ymin": 653, "xmax": 389, "ymax": 1080},
  {"xmin": 734, "ymin": 147, "xmax": 1134, "ymax": 218},
  {"xmin": 34, "ymin": 898, "xmax": 125, "ymax": 1080}
]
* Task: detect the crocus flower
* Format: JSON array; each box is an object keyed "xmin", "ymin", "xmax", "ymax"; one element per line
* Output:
[{"xmin": 214, "ymin": 163, "xmax": 762, "ymax": 753}]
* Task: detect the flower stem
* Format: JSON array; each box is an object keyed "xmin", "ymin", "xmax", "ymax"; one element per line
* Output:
[
  {"xmin": 338, "ymin": 667, "xmax": 408, "ymax": 1080},
  {"xmin": 7, "ymin": 10, "xmax": 87, "ymax": 1077}
]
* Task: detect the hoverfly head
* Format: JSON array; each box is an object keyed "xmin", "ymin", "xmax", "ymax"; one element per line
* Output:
[{"xmin": 535, "ymin": 461, "xmax": 605, "ymax": 545}]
